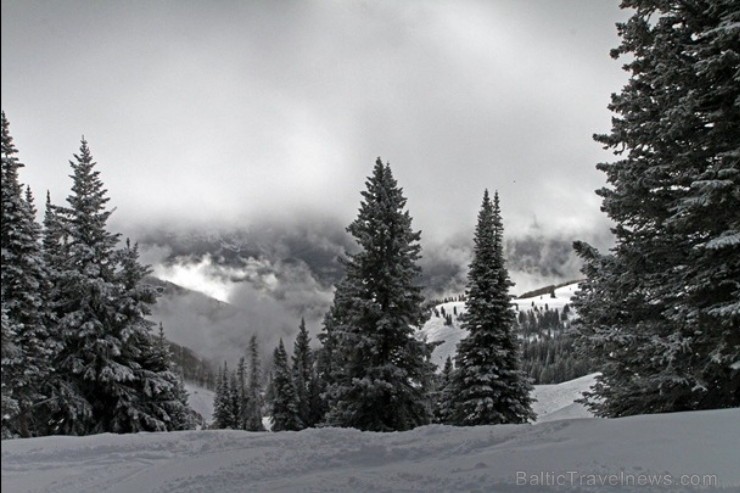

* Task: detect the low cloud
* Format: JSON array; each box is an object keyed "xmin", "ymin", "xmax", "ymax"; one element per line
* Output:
[{"xmin": 141, "ymin": 217, "xmax": 613, "ymax": 365}]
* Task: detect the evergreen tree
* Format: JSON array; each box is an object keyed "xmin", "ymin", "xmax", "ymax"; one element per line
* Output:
[
  {"xmin": 324, "ymin": 158, "xmax": 432, "ymax": 431},
  {"xmin": 270, "ymin": 339, "xmax": 302, "ymax": 431},
  {"xmin": 153, "ymin": 323, "xmax": 194, "ymax": 430},
  {"xmin": 229, "ymin": 369, "xmax": 241, "ymax": 428},
  {"xmin": 433, "ymin": 356, "xmax": 454, "ymax": 424},
  {"xmin": 235, "ymin": 356, "xmax": 248, "ymax": 429},
  {"xmin": 41, "ymin": 191, "xmax": 69, "ymax": 338},
  {"xmin": 44, "ymin": 139, "xmax": 115, "ymax": 434},
  {"xmin": 114, "ymin": 243, "xmax": 193, "ymax": 432},
  {"xmin": 1, "ymin": 306, "xmax": 19, "ymax": 439},
  {"xmin": 244, "ymin": 335, "xmax": 265, "ymax": 431},
  {"xmin": 291, "ymin": 318, "xmax": 313, "ymax": 427},
  {"xmin": 42, "ymin": 191, "xmax": 69, "ymax": 283},
  {"xmin": 574, "ymin": 0, "xmax": 740, "ymax": 416},
  {"xmin": 312, "ymin": 309, "xmax": 339, "ymax": 426},
  {"xmin": 305, "ymin": 358, "xmax": 325, "ymax": 427},
  {"xmin": 213, "ymin": 362, "xmax": 232, "ymax": 428},
  {"xmin": 449, "ymin": 191, "xmax": 534, "ymax": 425},
  {"xmin": 47, "ymin": 139, "xmax": 150, "ymax": 434},
  {"xmin": 0, "ymin": 112, "xmax": 53, "ymax": 438}
]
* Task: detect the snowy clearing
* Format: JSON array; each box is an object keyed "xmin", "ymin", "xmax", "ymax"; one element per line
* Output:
[{"xmin": 3, "ymin": 408, "xmax": 737, "ymax": 492}]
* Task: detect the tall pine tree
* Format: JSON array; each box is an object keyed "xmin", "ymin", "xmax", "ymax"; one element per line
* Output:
[
  {"xmin": 574, "ymin": 0, "xmax": 740, "ymax": 417},
  {"xmin": 324, "ymin": 158, "xmax": 432, "ymax": 431},
  {"xmin": 448, "ymin": 190, "xmax": 534, "ymax": 425}
]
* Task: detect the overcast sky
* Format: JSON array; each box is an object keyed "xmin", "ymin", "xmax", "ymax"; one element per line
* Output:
[{"xmin": 1, "ymin": 0, "xmax": 629, "ymax": 242}]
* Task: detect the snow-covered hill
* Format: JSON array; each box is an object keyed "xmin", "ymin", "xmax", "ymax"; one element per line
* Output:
[
  {"xmin": 184, "ymin": 382, "xmax": 215, "ymax": 426},
  {"xmin": 532, "ymin": 373, "xmax": 597, "ymax": 423},
  {"xmin": 3, "ymin": 408, "xmax": 737, "ymax": 492},
  {"xmin": 420, "ymin": 282, "xmax": 580, "ymax": 369}
]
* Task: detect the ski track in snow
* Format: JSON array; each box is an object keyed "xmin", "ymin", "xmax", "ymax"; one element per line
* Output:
[{"xmin": 3, "ymin": 408, "xmax": 738, "ymax": 492}]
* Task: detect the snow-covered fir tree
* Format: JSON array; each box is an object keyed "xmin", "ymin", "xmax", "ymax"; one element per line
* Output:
[
  {"xmin": 574, "ymin": 0, "xmax": 740, "ymax": 417},
  {"xmin": 43, "ymin": 139, "xmax": 114, "ymax": 434},
  {"xmin": 244, "ymin": 335, "xmax": 265, "ymax": 431},
  {"xmin": 323, "ymin": 158, "xmax": 433, "ymax": 431},
  {"xmin": 149, "ymin": 323, "xmax": 194, "ymax": 431},
  {"xmin": 42, "ymin": 191, "xmax": 69, "ymax": 284},
  {"xmin": 270, "ymin": 339, "xmax": 302, "ymax": 431},
  {"xmin": 0, "ymin": 112, "xmax": 53, "ymax": 438},
  {"xmin": 43, "ymin": 138, "xmax": 193, "ymax": 434},
  {"xmin": 113, "ymin": 242, "xmax": 193, "ymax": 432},
  {"xmin": 1, "ymin": 306, "xmax": 19, "ymax": 440},
  {"xmin": 448, "ymin": 190, "xmax": 534, "ymax": 425}
]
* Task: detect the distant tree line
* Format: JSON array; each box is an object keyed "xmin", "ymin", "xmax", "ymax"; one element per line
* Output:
[
  {"xmin": 515, "ymin": 280, "xmax": 582, "ymax": 300},
  {"xmin": 521, "ymin": 334, "xmax": 593, "ymax": 385}
]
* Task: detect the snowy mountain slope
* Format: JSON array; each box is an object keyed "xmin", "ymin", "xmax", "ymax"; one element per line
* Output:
[
  {"xmin": 420, "ymin": 281, "xmax": 580, "ymax": 369},
  {"xmin": 184, "ymin": 382, "xmax": 215, "ymax": 426},
  {"xmin": 3, "ymin": 408, "xmax": 737, "ymax": 492},
  {"xmin": 531, "ymin": 373, "xmax": 597, "ymax": 423}
]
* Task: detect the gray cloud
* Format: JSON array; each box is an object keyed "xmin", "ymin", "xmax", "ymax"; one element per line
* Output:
[
  {"xmin": 149, "ymin": 253, "xmax": 334, "ymax": 366},
  {"xmin": 2, "ymin": 0, "xmax": 628, "ymax": 244},
  {"xmin": 140, "ymin": 216, "xmax": 612, "ymax": 365}
]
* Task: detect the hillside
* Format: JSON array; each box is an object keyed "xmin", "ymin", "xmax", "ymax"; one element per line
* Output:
[
  {"xmin": 3, "ymin": 407, "xmax": 737, "ymax": 492},
  {"xmin": 531, "ymin": 373, "xmax": 597, "ymax": 423},
  {"xmin": 420, "ymin": 282, "xmax": 580, "ymax": 369},
  {"xmin": 184, "ymin": 382, "xmax": 216, "ymax": 427}
]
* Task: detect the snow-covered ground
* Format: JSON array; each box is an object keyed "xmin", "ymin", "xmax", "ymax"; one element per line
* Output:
[
  {"xmin": 3, "ymin": 407, "xmax": 737, "ymax": 492},
  {"xmin": 420, "ymin": 282, "xmax": 580, "ymax": 368}
]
